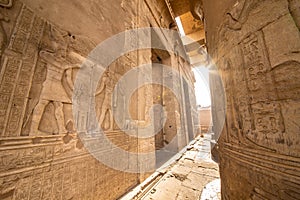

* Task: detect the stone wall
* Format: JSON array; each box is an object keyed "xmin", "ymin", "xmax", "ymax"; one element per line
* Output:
[
  {"xmin": 198, "ymin": 107, "xmax": 212, "ymax": 134},
  {"xmin": 203, "ymin": 0, "xmax": 300, "ymax": 199},
  {"xmin": 0, "ymin": 0, "xmax": 197, "ymax": 199}
]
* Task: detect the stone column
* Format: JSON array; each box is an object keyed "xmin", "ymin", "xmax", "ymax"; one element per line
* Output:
[{"xmin": 203, "ymin": 0, "xmax": 300, "ymax": 199}]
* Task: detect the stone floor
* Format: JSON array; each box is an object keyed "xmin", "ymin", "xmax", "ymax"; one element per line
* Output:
[{"xmin": 122, "ymin": 134, "xmax": 221, "ymax": 200}]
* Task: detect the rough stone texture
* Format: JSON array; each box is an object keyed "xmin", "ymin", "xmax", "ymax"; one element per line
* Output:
[
  {"xmin": 0, "ymin": 0, "xmax": 197, "ymax": 199},
  {"xmin": 203, "ymin": 0, "xmax": 300, "ymax": 199},
  {"xmin": 138, "ymin": 134, "xmax": 220, "ymax": 200}
]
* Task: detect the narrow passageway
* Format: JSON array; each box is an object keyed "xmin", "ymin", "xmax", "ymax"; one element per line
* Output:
[
  {"xmin": 0, "ymin": 1, "xmax": 299, "ymax": 199},
  {"xmin": 122, "ymin": 134, "xmax": 220, "ymax": 200}
]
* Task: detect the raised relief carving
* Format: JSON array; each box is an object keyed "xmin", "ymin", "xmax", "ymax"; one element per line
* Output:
[
  {"xmin": 189, "ymin": 0, "xmax": 204, "ymax": 21},
  {"xmin": 22, "ymin": 59, "xmax": 47, "ymax": 135},
  {"xmin": 239, "ymin": 32, "xmax": 285, "ymax": 151},
  {"xmin": 0, "ymin": 58, "xmax": 20, "ymax": 135},
  {"xmin": 8, "ymin": 6, "xmax": 35, "ymax": 53},
  {"xmin": 227, "ymin": 0, "xmax": 256, "ymax": 29},
  {"xmin": 0, "ymin": 4, "xmax": 45, "ymax": 136},
  {"xmin": 111, "ymin": 59, "xmax": 128, "ymax": 130},
  {"xmin": 27, "ymin": 24, "xmax": 84, "ymax": 135},
  {"xmin": 218, "ymin": 0, "xmax": 259, "ymax": 43},
  {"xmin": 0, "ymin": 10, "xmax": 9, "ymax": 56},
  {"xmin": 95, "ymin": 67, "xmax": 120, "ymax": 131},
  {"xmin": 29, "ymin": 51, "xmax": 68, "ymax": 135},
  {"xmin": 0, "ymin": 0, "xmax": 12, "ymax": 7},
  {"xmin": 219, "ymin": 58, "xmax": 240, "ymax": 143},
  {"xmin": 38, "ymin": 101, "xmax": 59, "ymax": 134},
  {"xmin": 288, "ymin": 0, "xmax": 300, "ymax": 30},
  {"xmin": 29, "ymin": 51, "xmax": 82, "ymax": 135},
  {"xmin": 215, "ymin": 0, "xmax": 299, "ymax": 154},
  {"xmin": 204, "ymin": 0, "xmax": 300, "ymax": 199}
]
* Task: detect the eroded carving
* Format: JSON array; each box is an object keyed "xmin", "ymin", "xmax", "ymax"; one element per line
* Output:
[
  {"xmin": 213, "ymin": 0, "xmax": 300, "ymax": 199},
  {"xmin": 0, "ymin": 0, "xmax": 200, "ymax": 199},
  {"xmin": 288, "ymin": 0, "xmax": 300, "ymax": 30},
  {"xmin": 226, "ymin": 0, "xmax": 259, "ymax": 30},
  {"xmin": 239, "ymin": 32, "xmax": 286, "ymax": 150},
  {"xmin": 189, "ymin": 0, "xmax": 204, "ymax": 21},
  {"xmin": 218, "ymin": 0, "xmax": 259, "ymax": 44},
  {"xmin": 0, "ymin": 11, "xmax": 8, "ymax": 56},
  {"xmin": 0, "ymin": 5, "xmax": 45, "ymax": 136},
  {"xmin": 0, "ymin": 0, "xmax": 12, "ymax": 7},
  {"xmin": 29, "ymin": 50, "xmax": 82, "ymax": 135},
  {"xmin": 95, "ymin": 68, "xmax": 120, "ymax": 131}
]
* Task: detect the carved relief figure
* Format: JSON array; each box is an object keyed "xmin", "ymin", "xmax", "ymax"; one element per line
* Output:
[
  {"xmin": 0, "ymin": 0, "xmax": 13, "ymax": 7},
  {"xmin": 226, "ymin": 0, "xmax": 259, "ymax": 30},
  {"xmin": 28, "ymin": 26, "xmax": 81, "ymax": 135},
  {"xmin": 288, "ymin": 0, "xmax": 300, "ymax": 30},
  {"xmin": 29, "ymin": 51, "xmax": 80, "ymax": 135},
  {"xmin": 95, "ymin": 69, "xmax": 120, "ymax": 131},
  {"xmin": 218, "ymin": 0, "xmax": 259, "ymax": 42},
  {"xmin": 48, "ymin": 26, "xmax": 71, "ymax": 58}
]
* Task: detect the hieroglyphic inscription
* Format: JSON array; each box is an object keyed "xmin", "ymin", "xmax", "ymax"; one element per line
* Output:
[
  {"xmin": 241, "ymin": 31, "xmax": 284, "ymax": 148},
  {"xmin": 42, "ymin": 169, "xmax": 53, "ymax": 200},
  {"xmin": 0, "ymin": 58, "xmax": 21, "ymax": 135},
  {"xmin": 13, "ymin": 176, "xmax": 31, "ymax": 200},
  {"xmin": 0, "ymin": 155, "xmax": 139, "ymax": 199},
  {"xmin": 9, "ymin": 6, "xmax": 34, "ymax": 53},
  {"xmin": 0, "ymin": 146, "xmax": 53, "ymax": 172},
  {"xmin": 62, "ymin": 164, "xmax": 73, "ymax": 200},
  {"xmin": 0, "ymin": 5, "xmax": 45, "ymax": 136},
  {"xmin": 24, "ymin": 17, "xmax": 44, "ymax": 60},
  {"xmin": 6, "ymin": 18, "xmax": 45, "ymax": 136},
  {"xmin": 29, "ymin": 169, "xmax": 44, "ymax": 200}
]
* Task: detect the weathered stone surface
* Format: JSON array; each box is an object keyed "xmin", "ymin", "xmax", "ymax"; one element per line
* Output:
[
  {"xmin": 263, "ymin": 13, "xmax": 300, "ymax": 67},
  {"xmin": 137, "ymin": 135, "xmax": 220, "ymax": 200},
  {"xmin": 0, "ymin": 0, "xmax": 198, "ymax": 199},
  {"xmin": 204, "ymin": 0, "xmax": 300, "ymax": 199}
]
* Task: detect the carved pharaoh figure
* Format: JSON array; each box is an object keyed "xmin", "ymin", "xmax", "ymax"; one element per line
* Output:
[
  {"xmin": 29, "ymin": 51, "xmax": 81, "ymax": 135},
  {"xmin": 28, "ymin": 26, "xmax": 82, "ymax": 135},
  {"xmin": 95, "ymin": 69, "xmax": 120, "ymax": 131}
]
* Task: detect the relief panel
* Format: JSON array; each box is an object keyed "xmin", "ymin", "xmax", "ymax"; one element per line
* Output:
[
  {"xmin": 240, "ymin": 31, "xmax": 285, "ymax": 151},
  {"xmin": 211, "ymin": 0, "xmax": 300, "ymax": 199}
]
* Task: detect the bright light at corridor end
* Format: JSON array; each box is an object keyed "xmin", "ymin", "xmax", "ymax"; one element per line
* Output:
[
  {"xmin": 192, "ymin": 67, "xmax": 211, "ymax": 107},
  {"xmin": 175, "ymin": 16, "xmax": 185, "ymax": 36},
  {"xmin": 73, "ymin": 28, "xmax": 225, "ymax": 173}
]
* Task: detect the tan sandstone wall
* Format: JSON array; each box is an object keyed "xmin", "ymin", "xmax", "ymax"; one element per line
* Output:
[
  {"xmin": 0, "ymin": 0, "xmax": 140, "ymax": 199},
  {"xmin": 203, "ymin": 0, "xmax": 300, "ymax": 199},
  {"xmin": 0, "ymin": 0, "xmax": 196, "ymax": 199}
]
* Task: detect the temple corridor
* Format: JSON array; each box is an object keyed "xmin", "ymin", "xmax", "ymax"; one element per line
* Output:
[
  {"xmin": 121, "ymin": 134, "xmax": 220, "ymax": 200},
  {"xmin": 0, "ymin": 0, "xmax": 299, "ymax": 199}
]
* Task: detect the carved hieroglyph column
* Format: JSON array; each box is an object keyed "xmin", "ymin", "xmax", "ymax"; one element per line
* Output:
[{"xmin": 203, "ymin": 0, "xmax": 300, "ymax": 199}]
